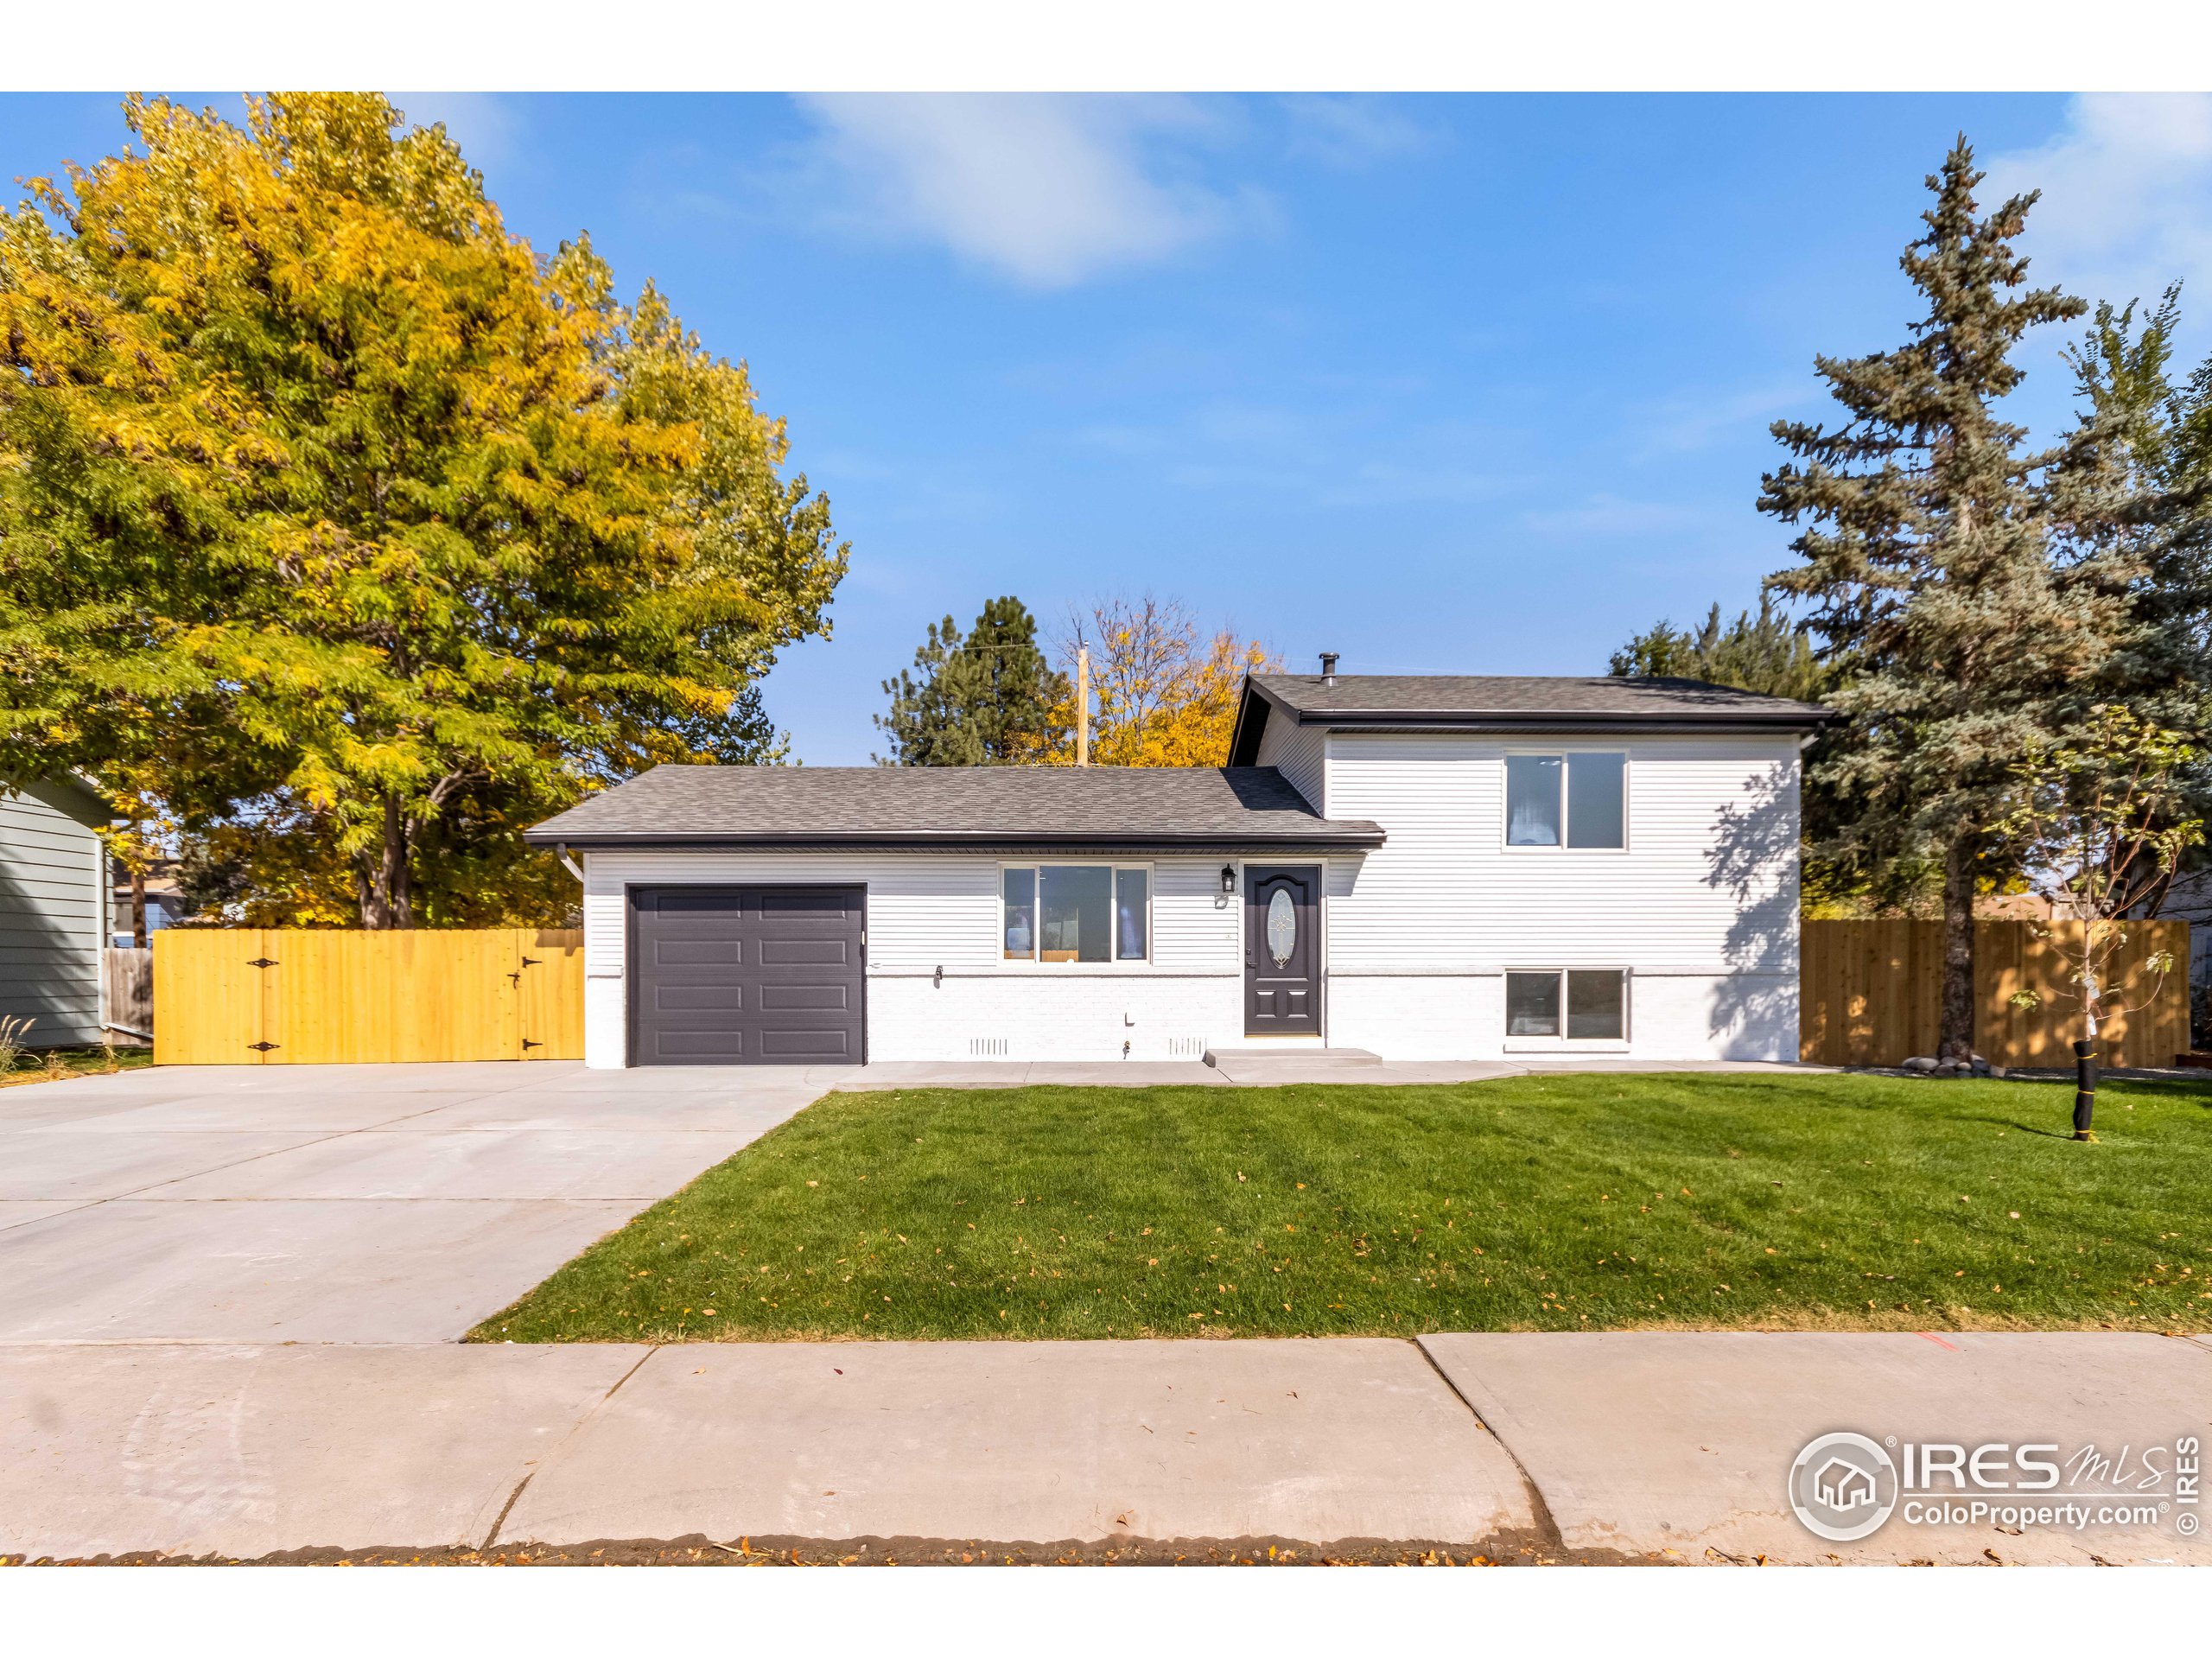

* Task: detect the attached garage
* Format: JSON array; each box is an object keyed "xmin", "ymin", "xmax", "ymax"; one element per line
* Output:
[
  {"xmin": 526, "ymin": 764, "xmax": 1388, "ymax": 1069},
  {"xmin": 629, "ymin": 886, "xmax": 865, "ymax": 1065}
]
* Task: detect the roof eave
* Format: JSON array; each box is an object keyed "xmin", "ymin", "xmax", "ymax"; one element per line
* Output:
[
  {"xmin": 1289, "ymin": 709, "xmax": 1837, "ymax": 733},
  {"xmin": 526, "ymin": 827, "xmax": 1386, "ymax": 853}
]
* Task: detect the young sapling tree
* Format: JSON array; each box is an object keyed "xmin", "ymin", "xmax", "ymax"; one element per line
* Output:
[{"xmin": 1998, "ymin": 705, "xmax": 2202, "ymax": 1139}]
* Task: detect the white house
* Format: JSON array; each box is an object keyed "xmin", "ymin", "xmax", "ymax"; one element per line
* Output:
[{"xmin": 526, "ymin": 668, "xmax": 1828, "ymax": 1069}]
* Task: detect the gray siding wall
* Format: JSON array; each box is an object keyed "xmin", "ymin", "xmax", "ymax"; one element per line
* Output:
[{"xmin": 0, "ymin": 787, "xmax": 105, "ymax": 1045}]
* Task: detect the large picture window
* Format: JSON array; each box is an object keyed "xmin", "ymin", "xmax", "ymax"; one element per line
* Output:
[
  {"xmin": 1505, "ymin": 969, "xmax": 1628, "ymax": 1040},
  {"xmin": 1505, "ymin": 752, "xmax": 1626, "ymax": 849},
  {"xmin": 1001, "ymin": 865, "xmax": 1150, "ymax": 964}
]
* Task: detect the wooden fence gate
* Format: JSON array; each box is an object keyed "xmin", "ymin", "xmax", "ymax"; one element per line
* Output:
[
  {"xmin": 153, "ymin": 929, "xmax": 584, "ymax": 1065},
  {"xmin": 103, "ymin": 947, "xmax": 154, "ymax": 1041},
  {"xmin": 1799, "ymin": 918, "xmax": 2190, "ymax": 1069}
]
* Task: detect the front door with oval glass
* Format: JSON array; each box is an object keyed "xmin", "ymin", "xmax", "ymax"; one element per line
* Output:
[{"xmin": 1243, "ymin": 866, "xmax": 1320, "ymax": 1036}]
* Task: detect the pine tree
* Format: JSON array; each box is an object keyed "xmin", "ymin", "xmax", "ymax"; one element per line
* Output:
[
  {"xmin": 1607, "ymin": 594, "xmax": 1827, "ymax": 702},
  {"xmin": 2064, "ymin": 285, "xmax": 2212, "ymax": 721},
  {"xmin": 1762, "ymin": 137, "xmax": 2133, "ymax": 1065},
  {"xmin": 874, "ymin": 596, "xmax": 1064, "ymax": 765}
]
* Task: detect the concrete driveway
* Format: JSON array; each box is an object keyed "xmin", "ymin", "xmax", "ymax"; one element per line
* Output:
[{"xmin": 0, "ymin": 1062, "xmax": 828, "ymax": 1344}]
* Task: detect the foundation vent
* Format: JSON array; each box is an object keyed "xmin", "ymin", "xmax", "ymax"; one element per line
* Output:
[
  {"xmin": 1168, "ymin": 1036, "xmax": 1207, "ymax": 1058},
  {"xmin": 969, "ymin": 1036, "xmax": 1009, "ymax": 1057}
]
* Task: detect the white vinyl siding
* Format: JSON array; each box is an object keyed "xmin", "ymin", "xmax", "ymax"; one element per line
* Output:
[
  {"xmin": 0, "ymin": 787, "xmax": 106, "ymax": 1046},
  {"xmin": 1254, "ymin": 715, "xmax": 1325, "ymax": 812},
  {"xmin": 577, "ymin": 849, "xmax": 1245, "ymax": 1065},
  {"xmin": 581, "ymin": 850, "xmax": 1236, "ymax": 978},
  {"xmin": 1321, "ymin": 730, "xmax": 1801, "ymax": 976}
]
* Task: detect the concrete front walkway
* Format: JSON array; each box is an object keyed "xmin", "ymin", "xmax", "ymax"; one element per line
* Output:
[
  {"xmin": 3, "ymin": 1332, "xmax": 2204, "ymax": 1564},
  {"xmin": 818, "ymin": 1055, "xmax": 1822, "ymax": 1089}
]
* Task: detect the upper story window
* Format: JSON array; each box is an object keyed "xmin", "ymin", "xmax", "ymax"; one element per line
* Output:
[
  {"xmin": 1505, "ymin": 752, "xmax": 1626, "ymax": 849},
  {"xmin": 1002, "ymin": 865, "xmax": 1150, "ymax": 963}
]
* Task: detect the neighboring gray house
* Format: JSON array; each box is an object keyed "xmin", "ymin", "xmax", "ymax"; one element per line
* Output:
[{"xmin": 0, "ymin": 778, "xmax": 110, "ymax": 1046}]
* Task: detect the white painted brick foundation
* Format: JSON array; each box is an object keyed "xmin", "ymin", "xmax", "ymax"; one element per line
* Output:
[{"xmin": 868, "ymin": 972, "xmax": 1240, "ymax": 1063}]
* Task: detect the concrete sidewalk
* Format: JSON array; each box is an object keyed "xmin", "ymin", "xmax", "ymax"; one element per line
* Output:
[
  {"xmin": 819, "ymin": 1057, "xmax": 1825, "ymax": 1090},
  {"xmin": 5, "ymin": 1332, "xmax": 2205, "ymax": 1565},
  {"xmin": 1422, "ymin": 1331, "xmax": 2212, "ymax": 1565}
]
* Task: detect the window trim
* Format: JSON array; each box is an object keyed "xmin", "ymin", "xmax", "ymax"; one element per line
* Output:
[
  {"xmin": 1501, "ymin": 747, "xmax": 1631, "ymax": 854},
  {"xmin": 998, "ymin": 860, "xmax": 1154, "ymax": 968},
  {"xmin": 1501, "ymin": 966, "xmax": 1633, "ymax": 1050}
]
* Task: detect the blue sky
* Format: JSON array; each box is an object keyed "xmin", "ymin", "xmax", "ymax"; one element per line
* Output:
[{"xmin": 8, "ymin": 92, "xmax": 2212, "ymax": 763}]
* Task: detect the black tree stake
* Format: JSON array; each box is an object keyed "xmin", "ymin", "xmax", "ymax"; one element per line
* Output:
[{"xmin": 2071, "ymin": 1039, "xmax": 2098, "ymax": 1141}]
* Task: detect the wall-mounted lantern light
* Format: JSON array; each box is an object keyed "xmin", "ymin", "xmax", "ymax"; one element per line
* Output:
[{"xmin": 1220, "ymin": 864, "xmax": 1237, "ymax": 895}]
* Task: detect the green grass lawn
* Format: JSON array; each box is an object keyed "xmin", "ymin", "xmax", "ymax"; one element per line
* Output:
[{"xmin": 473, "ymin": 1072, "xmax": 2212, "ymax": 1344}]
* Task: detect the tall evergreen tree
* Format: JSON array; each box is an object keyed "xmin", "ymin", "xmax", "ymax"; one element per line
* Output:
[
  {"xmin": 874, "ymin": 596, "xmax": 1064, "ymax": 766},
  {"xmin": 2064, "ymin": 285, "xmax": 2212, "ymax": 717},
  {"xmin": 2055, "ymin": 286, "xmax": 2212, "ymax": 905},
  {"xmin": 1607, "ymin": 594, "xmax": 1827, "ymax": 702},
  {"xmin": 1761, "ymin": 138, "xmax": 2134, "ymax": 1065}
]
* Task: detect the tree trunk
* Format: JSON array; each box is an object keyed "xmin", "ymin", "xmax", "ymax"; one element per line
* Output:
[
  {"xmin": 129, "ymin": 861, "xmax": 148, "ymax": 949},
  {"xmin": 1939, "ymin": 836, "xmax": 1977, "ymax": 1065},
  {"xmin": 360, "ymin": 795, "xmax": 415, "ymax": 930}
]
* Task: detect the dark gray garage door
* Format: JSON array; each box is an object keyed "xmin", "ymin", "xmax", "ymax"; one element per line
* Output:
[{"xmin": 630, "ymin": 887, "xmax": 865, "ymax": 1065}]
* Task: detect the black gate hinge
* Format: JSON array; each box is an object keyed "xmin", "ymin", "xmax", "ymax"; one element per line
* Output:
[
  {"xmin": 247, "ymin": 1040, "xmax": 280, "ymax": 1052},
  {"xmin": 246, "ymin": 957, "xmax": 278, "ymax": 969}
]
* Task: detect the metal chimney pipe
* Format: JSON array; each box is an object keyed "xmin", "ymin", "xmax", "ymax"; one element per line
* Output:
[{"xmin": 1319, "ymin": 652, "xmax": 1338, "ymax": 686}]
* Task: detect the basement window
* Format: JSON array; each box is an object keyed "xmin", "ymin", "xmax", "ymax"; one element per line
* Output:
[
  {"xmin": 1001, "ymin": 865, "xmax": 1150, "ymax": 964},
  {"xmin": 1506, "ymin": 969, "xmax": 1629, "ymax": 1041}
]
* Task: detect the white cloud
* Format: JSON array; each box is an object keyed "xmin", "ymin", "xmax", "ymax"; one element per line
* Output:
[
  {"xmin": 1521, "ymin": 494, "xmax": 1712, "ymax": 538},
  {"xmin": 1637, "ymin": 380, "xmax": 1820, "ymax": 457},
  {"xmin": 1280, "ymin": 95, "xmax": 1437, "ymax": 169},
  {"xmin": 1072, "ymin": 400, "xmax": 1509, "ymax": 507},
  {"xmin": 1985, "ymin": 93, "xmax": 2212, "ymax": 316},
  {"xmin": 790, "ymin": 93, "xmax": 1252, "ymax": 288}
]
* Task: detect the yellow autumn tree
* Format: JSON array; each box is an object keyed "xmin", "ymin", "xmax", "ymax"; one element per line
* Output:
[
  {"xmin": 1028, "ymin": 595, "xmax": 1277, "ymax": 767},
  {"xmin": 0, "ymin": 93, "xmax": 845, "ymax": 927}
]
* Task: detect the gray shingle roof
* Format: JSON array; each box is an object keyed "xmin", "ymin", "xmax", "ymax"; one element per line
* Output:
[
  {"xmin": 1228, "ymin": 673, "xmax": 1834, "ymax": 762},
  {"xmin": 525, "ymin": 766, "xmax": 1385, "ymax": 850},
  {"xmin": 1253, "ymin": 673, "xmax": 1834, "ymax": 723}
]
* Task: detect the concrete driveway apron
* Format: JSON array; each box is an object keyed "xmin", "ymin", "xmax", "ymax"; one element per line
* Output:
[{"xmin": 0, "ymin": 1062, "xmax": 823, "ymax": 1343}]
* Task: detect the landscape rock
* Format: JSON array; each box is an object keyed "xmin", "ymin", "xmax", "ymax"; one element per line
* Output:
[{"xmin": 1901, "ymin": 1056, "xmax": 1938, "ymax": 1073}]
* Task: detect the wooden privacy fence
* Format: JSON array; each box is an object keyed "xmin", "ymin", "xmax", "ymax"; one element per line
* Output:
[
  {"xmin": 1800, "ymin": 918, "xmax": 2190, "ymax": 1069},
  {"xmin": 154, "ymin": 929, "xmax": 583, "ymax": 1065},
  {"xmin": 103, "ymin": 947, "xmax": 153, "ymax": 1040}
]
